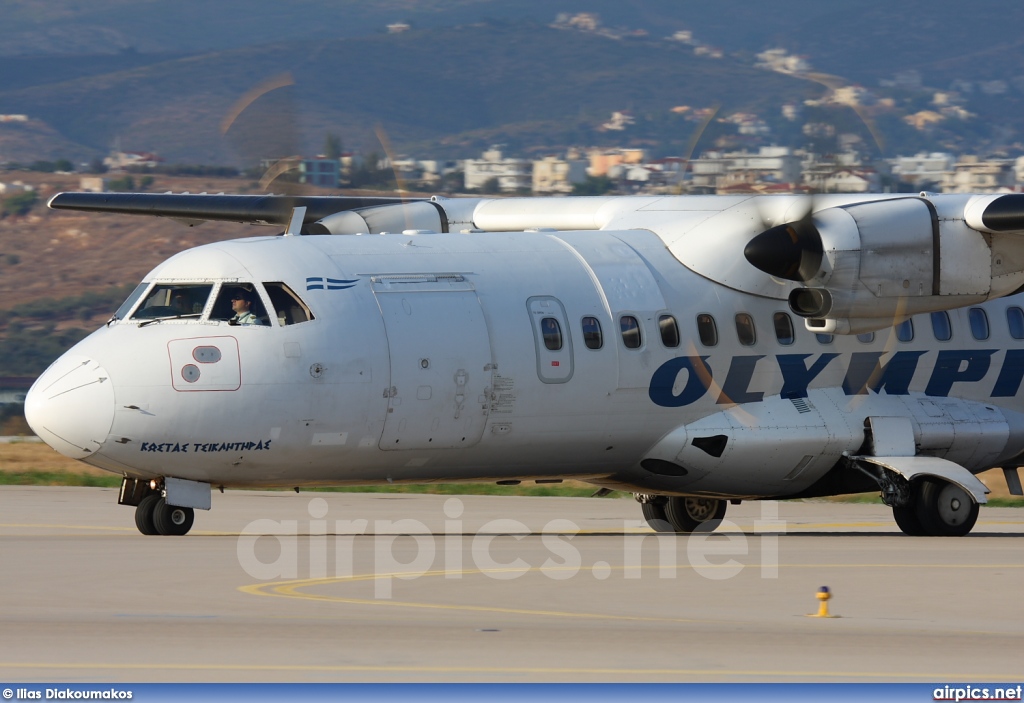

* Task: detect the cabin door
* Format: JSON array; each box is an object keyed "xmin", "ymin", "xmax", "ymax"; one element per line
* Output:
[{"xmin": 374, "ymin": 279, "xmax": 493, "ymax": 450}]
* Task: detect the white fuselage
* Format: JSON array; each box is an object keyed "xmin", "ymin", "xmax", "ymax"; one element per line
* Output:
[{"xmin": 25, "ymin": 194, "xmax": 1024, "ymax": 500}]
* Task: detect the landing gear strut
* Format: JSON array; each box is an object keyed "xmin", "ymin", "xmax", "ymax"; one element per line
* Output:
[
  {"xmin": 857, "ymin": 464, "xmax": 981, "ymax": 536},
  {"xmin": 636, "ymin": 494, "xmax": 727, "ymax": 533}
]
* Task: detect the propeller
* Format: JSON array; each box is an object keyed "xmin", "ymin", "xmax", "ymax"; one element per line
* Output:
[
  {"xmin": 742, "ymin": 206, "xmax": 823, "ymax": 282},
  {"xmin": 220, "ymin": 72, "xmax": 303, "ymax": 195}
]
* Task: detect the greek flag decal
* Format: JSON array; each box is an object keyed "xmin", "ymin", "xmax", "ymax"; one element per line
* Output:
[{"xmin": 306, "ymin": 277, "xmax": 358, "ymax": 291}]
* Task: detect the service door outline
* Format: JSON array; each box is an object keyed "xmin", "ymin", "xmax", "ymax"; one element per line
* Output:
[
  {"xmin": 527, "ymin": 296, "xmax": 574, "ymax": 384},
  {"xmin": 375, "ymin": 289, "xmax": 493, "ymax": 450}
]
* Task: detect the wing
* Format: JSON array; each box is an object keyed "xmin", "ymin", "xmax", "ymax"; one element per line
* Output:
[{"xmin": 47, "ymin": 192, "xmax": 424, "ymax": 228}]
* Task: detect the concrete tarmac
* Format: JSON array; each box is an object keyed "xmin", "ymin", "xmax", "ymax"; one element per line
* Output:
[{"xmin": 1, "ymin": 486, "xmax": 1023, "ymax": 683}]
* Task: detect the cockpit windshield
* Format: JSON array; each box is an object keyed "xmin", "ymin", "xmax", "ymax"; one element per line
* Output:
[
  {"xmin": 130, "ymin": 284, "xmax": 213, "ymax": 320},
  {"xmin": 120, "ymin": 280, "xmax": 313, "ymax": 327}
]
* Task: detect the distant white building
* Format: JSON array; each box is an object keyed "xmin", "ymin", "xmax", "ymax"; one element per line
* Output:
[
  {"xmin": 464, "ymin": 147, "xmax": 531, "ymax": 192},
  {"xmin": 532, "ymin": 155, "xmax": 588, "ymax": 194},
  {"xmin": 755, "ymin": 48, "xmax": 810, "ymax": 74},
  {"xmin": 601, "ymin": 111, "xmax": 635, "ymax": 131},
  {"xmin": 890, "ymin": 152, "xmax": 955, "ymax": 187},
  {"xmin": 299, "ymin": 157, "xmax": 340, "ymax": 188},
  {"xmin": 104, "ymin": 150, "xmax": 163, "ymax": 170},
  {"xmin": 689, "ymin": 146, "xmax": 802, "ymax": 193},
  {"xmin": 940, "ymin": 156, "xmax": 1016, "ymax": 194},
  {"xmin": 259, "ymin": 157, "xmax": 340, "ymax": 188},
  {"xmin": 0, "ymin": 181, "xmax": 34, "ymax": 195}
]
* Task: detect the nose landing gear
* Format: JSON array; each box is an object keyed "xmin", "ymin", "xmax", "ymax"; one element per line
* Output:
[
  {"xmin": 636, "ymin": 494, "xmax": 728, "ymax": 533},
  {"xmin": 120, "ymin": 477, "xmax": 201, "ymax": 536}
]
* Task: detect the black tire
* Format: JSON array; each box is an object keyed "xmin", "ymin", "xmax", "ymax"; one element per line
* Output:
[
  {"xmin": 641, "ymin": 500, "xmax": 675, "ymax": 533},
  {"xmin": 152, "ymin": 498, "xmax": 195, "ymax": 536},
  {"xmin": 134, "ymin": 494, "xmax": 161, "ymax": 535},
  {"xmin": 914, "ymin": 479, "xmax": 979, "ymax": 537},
  {"xmin": 892, "ymin": 503, "xmax": 927, "ymax": 536},
  {"xmin": 664, "ymin": 496, "xmax": 727, "ymax": 533}
]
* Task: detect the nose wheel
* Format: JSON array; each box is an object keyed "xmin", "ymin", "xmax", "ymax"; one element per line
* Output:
[
  {"xmin": 636, "ymin": 494, "xmax": 727, "ymax": 533},
  {"xmin": 134, "ymin": 494, "xmax": 195, "ymax": 536}
]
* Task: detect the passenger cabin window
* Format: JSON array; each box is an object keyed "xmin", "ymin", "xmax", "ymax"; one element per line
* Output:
[
  {"xmin": 541, "ymin": 317, "xmax": 563, "ymax": 351},
  {"xmin": 815, "ymin": 333, "xmax": 834, "ymax": 344},
  {"xmin": 658, "ymin": 314, "xmax": 680, "ymax": 348},
  {"xmin": 1008, "ymin": 307, "xmax": 1024, "ymax": 340},
  {"xmin": 210, "ymin": 284, "xmax": 271, "ymax": 326},
  {"xmin": 931, "ymin": 311, "xmax": 952, "ymax": 341},
  {"xmin": 620, "ymin": 316, "xmax": 642, "ymax": 349},
  {"xmin": 264, "ymin": 282, "xmax": 314, "ymax": 325},
  {"xmin": 895, "ymin": 319, "xmax": 914, "ymax": 343},
  {"xmin": 857, "ymin": 332, "xmax": 875, "ymax": 344},
  {"xmin": 581, "ymin": 316, "xmax": 603, "ymax": 350},
  {"xmin": 969, "ymin": 308, "xmax": 989, "ymax": 340},
  {"xmin": 735, "ymin": 313, "xmax": 756, "ymax": 346},
  {"xmin": 773, "ymin": 312, "xmax": 795, "ymax": 345},
  {"xmin": 131, "ymin": 283, "xmax": 213, "ymax": 320},
  {"xmin": 696, "ymin": 314, "xmax": 718, "ymax": 347}
]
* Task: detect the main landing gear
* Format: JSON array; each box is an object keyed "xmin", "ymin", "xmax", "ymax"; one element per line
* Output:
[
  {"xmin": 636, "ymin": 494, "xmax": 727, "ymax": 533},
  {"xmin": 889, "ymin": 477, "xmax": 979, "ymax": 537},
  {"xmin": 120, "ymin": 477, "xmax": 198, "ymax": 536}
]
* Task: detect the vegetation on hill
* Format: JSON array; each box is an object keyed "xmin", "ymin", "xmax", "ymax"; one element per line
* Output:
[{"xmin": 0, "ymin": 285, "xmax": 134, "ymax": 376}]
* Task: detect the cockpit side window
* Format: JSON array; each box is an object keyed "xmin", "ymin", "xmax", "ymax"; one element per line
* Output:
[
  {"xmin": 264, "ymin": 282, "xmax": 315, "ymax": 325},
  {"xmin": 131, "ymin": 283, "xmax": 213, "ymax": 320},
  {"xmin": 211, "ymin": 284, "xmax": 271, "ymax": 326},
  {"xmin": 114, "ymin": 282, "xmax": 149, "ymax": 321}
]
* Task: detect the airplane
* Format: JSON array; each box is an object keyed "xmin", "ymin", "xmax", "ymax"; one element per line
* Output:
[{"xmin": 22, "ymin": 188, "xmax": 1024, "ymax": 536}]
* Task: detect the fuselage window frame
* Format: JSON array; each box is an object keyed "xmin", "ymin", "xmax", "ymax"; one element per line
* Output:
[
  {"xmin": 620, "ymin": 315, "xmax": 643, "ymax": 350},
  {"xmin": 931, "ymin": 311, "xmax": 952, "ymax": 342},
  {"xmin": 541, "ymin": 317, "xmax": 563, "ymax": 351},
  {"xmin": 658, "ymin": 314, "xmax": 680, "ymax": 348},
  {"xmin": 264, "ymin": 282, "xmax": 315, "ymax": 326},
  {"xmin": 1008, "ymin": 306, "xmax": 1024, "ymax": 340},
  {"xmin": 581, "ymin": 316, "xmax": 603, "ymax": 350},
  {"xmin": 735, "ymin": 313, "xmax": 756, "ymax": 347},
  {"xmin": 857, "ymin": 331, "xmax": 875, "ymax": 344},
  {"xmin": 895, "ymin": 318, "xmax": 914, "ymax": 343},
  {"xmin": 773, "ymin": 312, "xmax": 795, "ymax": 346},
  {"xmin": 210, "ymin": 282, "xmax": 272, "ymax": 327},
  {"xmin": 130, "ymin": 282, "xmax": 214, "ymax": 322},
  {"xmin": 696, "ymin": 313, "xmax": 718, "ymax": 347},
  {"xmin": 114, "ymin": 282, "xmax": 150, "ymax": 321},
  {"xmin": 969, "ymin": 307, "xmax": 990, "ymax": 341}
]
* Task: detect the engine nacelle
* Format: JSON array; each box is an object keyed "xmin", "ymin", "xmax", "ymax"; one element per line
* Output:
[{"xmin": 761, "ymin": 196, "xmax": 1024, "ymax": 333}]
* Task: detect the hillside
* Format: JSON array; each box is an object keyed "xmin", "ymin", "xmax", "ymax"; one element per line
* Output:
[{"xmin": 0, "ymin": 21, "xmax": 824, "ymax": 164}]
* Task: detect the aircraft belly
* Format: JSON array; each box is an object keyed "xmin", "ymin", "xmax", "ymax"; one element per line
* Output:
[{"xmin": 638, "ymin": 389, "xmax": 865, "ymax": 495}]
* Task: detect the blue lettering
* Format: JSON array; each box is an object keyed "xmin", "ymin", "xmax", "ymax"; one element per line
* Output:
[
  {"xmin": 717, "ymin": 355, "xmax": 764, "ymax": 404},
  {"xmin": 843, "ymin": 351, "xmax": 926, "ymax": 396},
  {"xmin": 925, "ymin": 349, "xmax": 996, "ymax": 397},
  {"xmin": 992, "ymin": 349, "xmax": 1024, "ymax": 397},
  {"xmin": 777, "ymin": 353, "xmax": 839, "ymax": 399},
  {"xmin": 649, "ymin": 356, "xmax": 713, "ymax": 408}
]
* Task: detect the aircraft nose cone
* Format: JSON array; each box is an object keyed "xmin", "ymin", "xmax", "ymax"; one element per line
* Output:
[{"xmin": 25, "ymin": 356, "xmax": 115, "ymax": 459}]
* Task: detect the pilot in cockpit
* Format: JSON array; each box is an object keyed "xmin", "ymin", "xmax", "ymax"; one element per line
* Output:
[{"xmin": 228, "ymin": 290, "xmax": 265, "ymax": 326}]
